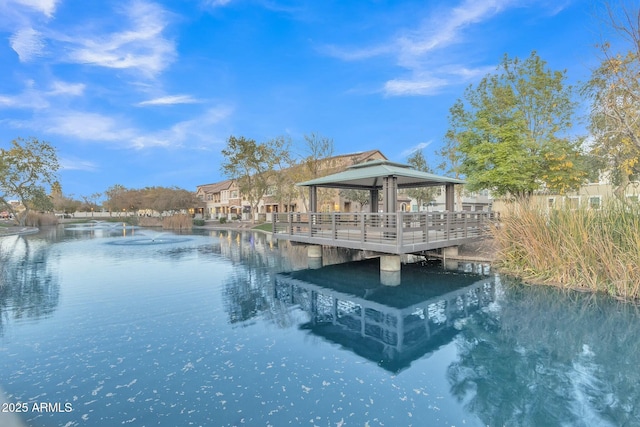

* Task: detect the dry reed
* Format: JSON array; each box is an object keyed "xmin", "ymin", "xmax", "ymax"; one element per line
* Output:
[
  {"xmin": 21, "ymin": 211, "xmax": 59, "ymax": 227},
  {"xmin": 162, "ymin": 214, "xmax": 193, "ymax": 230},
  {"xmin": 493, "ymin": 199, "xmax": 640, "ymax": 301}
]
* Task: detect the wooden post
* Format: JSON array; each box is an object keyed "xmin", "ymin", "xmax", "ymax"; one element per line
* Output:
[{"xmin": 445, "ymin": 183, "xmax": 455, "ymax": 212}]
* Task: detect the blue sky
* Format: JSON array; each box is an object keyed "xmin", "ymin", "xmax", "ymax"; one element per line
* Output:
[{"xmin": 0, "ymin": 0, "xmax": 606, "ymax": 199}]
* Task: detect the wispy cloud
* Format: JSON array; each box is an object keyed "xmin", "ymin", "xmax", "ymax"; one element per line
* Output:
[
  {"xmin": 201, "ymin": 0, "xmax": 233, "ymax": 8},
  {"xmin": 137, "ymin": 95, "xmax": 201, "ymax": 106},
  {"xmin": 0, "ymin": 79, "xmax": 85, "ymax": 109},
  {"xmin": 131, "ymin": 105, "xmax": 233, "ymax": 149},
  {"xmin": 47, "ymin": 81, "xmax": 86, "ymax": 96},
  {"xmin": 399, "ymin": 141, "xmax": 432, "ymax": 158},
  {"xmin": 9, "ymin": 26, "xmax": 46, "ymax": 61},
  {"xmin": 60, "ymin": 1, "xmax": 176, "ymax": 77},
  {"xmin": 323, "ymin": 0, "xmax": 518, "ymax": 96},
  {"xmin": 59, "ymin": 157, "xmax": 99, "ymax": 172},
  {"xmin": 384, "ymin": 75, "xmax": 449, "ymax": 97},
  {"xmin": 41, "ymin": 111, "xmax": 138, "ymax": 143},
  {"xmin": 10, "ymin": 0, "xmax": 59, "ymax": 18}
]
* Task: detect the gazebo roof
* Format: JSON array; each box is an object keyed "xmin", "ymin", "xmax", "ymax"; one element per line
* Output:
[{"xmin": 297, "ymin": 160, "xmax": 465, "ymax": 189}]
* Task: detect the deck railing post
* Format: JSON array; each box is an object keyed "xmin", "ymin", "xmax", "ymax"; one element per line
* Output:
[
  {"xmin": 464, "ymin": 213, "xmax": 468, "ymax": 238},
  {"xmin": 360, "ymin": 213, "xmax": 365, "ymax": 243},
  {"xmin": 424, "ymin": 212, "xmax": 429, "ymax": 243},
  {"xmin": 332, "ymin": 213, "xmax": 337, "ymax": 240},
  {"xmin": 288, "ymin": 213, "xmax": 293, "ymax": 235},
  {"xmin": 396, "ymin": 212, "xmax": 403, "ymax": 252},
  {"xmin": 446, "ymin": 212, "xmax": 451, "ymax": 241},
  {"xmin": 309, "ymin": 213, "xmax": 313, "ymax": 237}
]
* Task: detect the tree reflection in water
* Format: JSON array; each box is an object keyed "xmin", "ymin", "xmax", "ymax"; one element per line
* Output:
[
  {"xmin": 0, "ymin": 234, "xmax": 60, "ymax": 335},
  {"xmin": 447, "ymin": 277, "xmax": 640, "ymax": 427}
]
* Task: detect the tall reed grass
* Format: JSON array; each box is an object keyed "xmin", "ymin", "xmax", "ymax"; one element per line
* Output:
[
  {"xmin": 21, "ymin": 211, "xmax": 58, "ymax": 227},
  {"xmin": 162, "ymin": 214, "xmax": 193, "ymax": 230},
  {"xmin": 493, "ymin": 199, "xmax": 640, "ymax": 301}
]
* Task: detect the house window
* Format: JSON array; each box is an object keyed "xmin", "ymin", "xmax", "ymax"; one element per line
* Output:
[
  {"xmin": 588, "ymin": 196, "xmax": 602, "ymax": 210},
  {"xmin": 548, "ymin": 197, "xmax": 555, "ymax": 209},
  {"xmin": 567, "ymin": 197, "xmax": 580, "ymax": 209}
]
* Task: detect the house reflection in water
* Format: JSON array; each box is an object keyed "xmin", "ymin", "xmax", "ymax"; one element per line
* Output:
[{"xmin": 275, "ymin": 259, "xmax": 496, "ymax": 373}]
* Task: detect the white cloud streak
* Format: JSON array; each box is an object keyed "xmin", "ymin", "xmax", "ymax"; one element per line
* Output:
[
  {"xmin": 59, "ymin": 157, "xmax": 99, "ymax": 172},
  {"xmin": 67, "ymin": 2, "xmax": 175, "ymax": 76},
  {"xmin": 11, "ymin": 0, "xmax": 59, "ymax": 18},
  {"xmin": 201, "ymin": 0, "xmax": 233, "ymax": 8},
  {"xmin": 131, "ymin": 106, "xmax": 233, "ymax": 149},
  {"xmin": 324, "ymin": 0, "xmax": 517, "ymax": 96},
  {"xmin": 42, "ymin": 111, "xmax": 138, "ymax": 142},
  {"xmin": 137, "ymin": 95, "xmax": 201, "ymax": 106},
  {"xmin": 10, "ymin": 27, "xmax": 46, "ymax": 61},
  {"xmin": 399, "ymin": 141, "xmax": 432, "ymax": 158}
]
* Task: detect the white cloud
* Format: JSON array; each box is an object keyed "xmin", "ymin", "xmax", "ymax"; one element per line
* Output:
[
  {"xmin": 63, "ymin": 1, "xmax": 176, "ymax": 77},
  {"xmin": 202, "ymin": 0, "xmax": 233, "ymax": 7},
  {"xmin": 323, "ymin": 0, "xmax": 519, "ymax": 96},
  {"xmin": 0, "ymin": 79, "xmax": 85, "ymax": 110},
  {"xmin": 59, "ymin": 157, "xmax": 98, "ymax": 171},
  {"xmin": 11, "ymin": 0, "xmax": 59, "ymax": 18},
  {"xmin": 42, "ymin": 111, "xmax": 138, "ymax": 142},
  {"xmin": 10, "ymin": 27, "xmax": 45, "ymax": 61},
  {"xmin": 320, "ymin": 44, "xmax": 394, "ymax": 62},
  {"xmin": 399, "ymin": 141, "xmax": 433, "ymax": 158},
  {"xmin": 47, "ymin": 81, "xmax": 86, "ymax": 96},
  {"xmin": 137, "ymin": 95, "xmax": 200, "ymax": 106},
  {"xmin": 384, "ymin": 75, "xmax": 449, "ymax": 96},
  {"xmin": 131, "ymin": 106, "xmax": 233, "ymax": 149}
]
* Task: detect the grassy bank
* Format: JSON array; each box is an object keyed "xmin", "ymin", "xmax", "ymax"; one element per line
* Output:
[{"xmin": 493, "ymin": 199, "xmax": 640, "ymax": 301}]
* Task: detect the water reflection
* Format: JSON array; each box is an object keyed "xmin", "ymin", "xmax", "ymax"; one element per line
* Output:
[
  {"xmin": 0, "ymin": 234, "xmax": 60, "ymax": 333},
  {"xmin": 448, "ymin": 278, "xmax": 640, "ymax": 427},
  {"xmin": 275, "ymin": 259, "xmax": 495, "ymax": 373},
  {"xmin": 2, "ymin": 228, "xmax": 640, "ymax": 426}
]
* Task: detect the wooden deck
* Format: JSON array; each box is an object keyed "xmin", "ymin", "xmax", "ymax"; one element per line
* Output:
[{"xmin": 272, "ymin": 211, "xmax": 498, "ymax": 254}]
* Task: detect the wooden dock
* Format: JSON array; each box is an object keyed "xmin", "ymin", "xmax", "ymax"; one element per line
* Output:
[{"xmin": 272, "ymin": 211, "xmax": 498, "ymax": 254}]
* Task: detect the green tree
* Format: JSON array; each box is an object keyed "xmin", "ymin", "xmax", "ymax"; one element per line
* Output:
[
  {"xmin": 269, "ymin": 136, "xmax": 298, "ymax": 212},
  {"xmin": 447, "ymin": 52, "xmax": 586, "ymax": 198},
  {"xmin": 0, "ymin": 137, "xmax": 59, "ymax": 225},
  {"xmin": 583, "ymin": 3, "xmax": 640, "ymax": 198},
  {"xmin": 221, "ymin": 136, "xmax": 286, "ymax": 223},
  {"xmin": 405, "ymin": 150, "xmax": 437, "ymax": 211}
]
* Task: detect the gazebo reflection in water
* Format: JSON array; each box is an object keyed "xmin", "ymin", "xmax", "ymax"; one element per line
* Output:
[{"xmin": 274, "ymin": 259, "xmax": 496, "ymax": 373}]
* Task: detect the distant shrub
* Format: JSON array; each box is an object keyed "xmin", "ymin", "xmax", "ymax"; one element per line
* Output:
[
  {"xmin": 219, "ymin": 217, "xmax": 227, "ymax": 224},
  {"xmin": 193, "ymin": 219, "xmax": 205, "ymax": 226}
]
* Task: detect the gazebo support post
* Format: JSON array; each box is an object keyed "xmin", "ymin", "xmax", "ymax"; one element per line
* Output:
[
  {"xmin": 370, "ymin": 189, "xmax": 378, "ymax": 213},
  {"xmin": 445, "ymin": 183, "xmax": 455, "ymax": 212},
  {"xmin": 309, "ymin": 186, "xmax": 318, "ymax": 212}
]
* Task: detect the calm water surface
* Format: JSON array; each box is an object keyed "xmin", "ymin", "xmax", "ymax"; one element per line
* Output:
[{"xmin": 0, "ymin": 224, "xmax": 639, "ymax": 427}]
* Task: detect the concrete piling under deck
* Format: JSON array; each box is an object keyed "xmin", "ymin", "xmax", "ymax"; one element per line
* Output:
[
  {"xmin": 380, "ymin": 255, "xmax": 401, "ymax": 286},
  {"xmin": 307, "ymin": 245, "xmax": 323, "ymax": 269}
]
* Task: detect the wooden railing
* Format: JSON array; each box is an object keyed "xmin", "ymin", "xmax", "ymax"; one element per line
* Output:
[{"xmin": 272, "ymin": 211, "xmax": 499, "ymax": 253}]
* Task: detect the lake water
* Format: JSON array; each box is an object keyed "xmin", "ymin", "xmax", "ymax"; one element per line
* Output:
[{"xmin": 1, "ymin": 225, "xmax": 639, "ymax": 427}]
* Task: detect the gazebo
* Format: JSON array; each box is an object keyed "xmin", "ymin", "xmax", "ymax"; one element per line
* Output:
[
  {"xmin": 272, "ymin": 160, "xmax": 495, "ymax": 283},
  {"xmin": 297, "ymin": 159, "xmax": 463, "ymax": 214}
]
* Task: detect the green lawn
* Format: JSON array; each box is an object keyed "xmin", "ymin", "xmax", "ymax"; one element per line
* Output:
[{"xmin": 251, "ymin": 223, "xmax": 273, "ymax": 232}]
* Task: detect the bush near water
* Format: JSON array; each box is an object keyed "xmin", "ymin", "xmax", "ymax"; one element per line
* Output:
[{"xmin": 493, "ymin": 199, "xmax": 640, "ymax": 301}]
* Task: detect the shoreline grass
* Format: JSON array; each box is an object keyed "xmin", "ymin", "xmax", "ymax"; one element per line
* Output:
[{"xmin": 492, "ymin": 199, "xmax": 640, "ymax": 301}]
